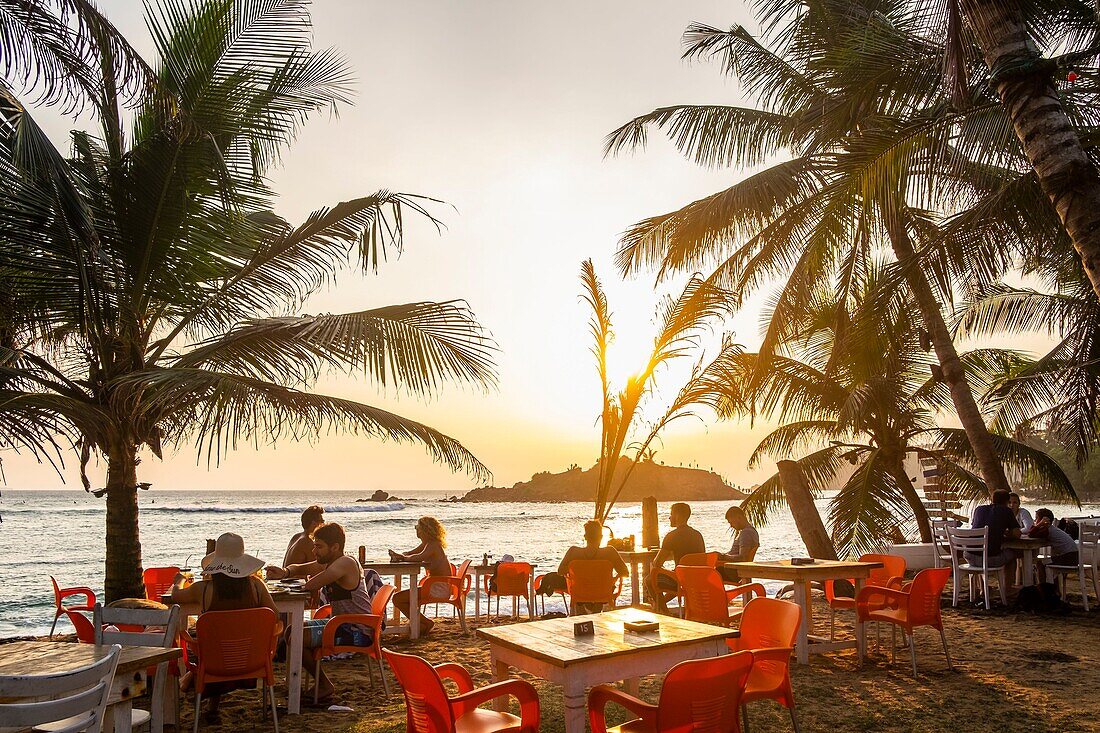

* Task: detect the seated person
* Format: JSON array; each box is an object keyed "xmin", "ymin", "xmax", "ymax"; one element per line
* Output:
[
  {"xmin": 968, "ymin": 489, "xmax": 1021, "ymax": 587},
  {"xmin": 1033, "ymin": 508, "xmax": 1080, "ymax": 583},
  {"xmin": 1009, "ymin": 493, "xmax": 1034, "ymax": 532},
  {"xmin": 265, "ymin": 522, "xmax": 378, "ymax": 704},
  {"xmin": 171, "ymin": 533, "xmax": 278, "ymax": 723},
  {"xmin": 388, "ymin": 516, "xmax": 451, "ymax": 635},
  {"xmin": 538, "ymin": 520, "xmax": 629, "ymax": 613},
  {"xmin": 647, "ymin": 502, "xmax": 705, "ymax": 612},
  {"xmin": 717, "ymin": 506, "xmax": 759, "ymax": 585},
  {"xmin": 283, "ymin": 504, "xmax": 325, "ymax": 567}
]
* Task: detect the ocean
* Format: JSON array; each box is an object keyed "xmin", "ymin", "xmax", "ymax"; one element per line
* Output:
[{"xmin": 1, "ymin": 489, "xmax": 1091, "ymax": 638}]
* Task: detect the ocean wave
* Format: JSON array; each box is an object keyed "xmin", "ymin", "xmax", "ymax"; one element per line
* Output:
[{"xmin": 0, "ymin": 502, "xmax": 406, "ymax": 515}]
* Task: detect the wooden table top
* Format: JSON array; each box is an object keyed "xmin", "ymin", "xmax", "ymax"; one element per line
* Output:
[
  {"xmin": 1004, "ymin": 537, "xmax": 1049, "ymax": 549},
  {"xmin": 476, "ymin": 608, "xmax": 737, "ymax": 667},
  {"xmin": 724, "ymin": 559, "xmax": 884, "ymax": 581},
  {"xmin": 159, "ymin": 586, "xmax": 310, "ymax": 604},
  {"xmin": 621, "ymin": 549, "xmax": 660, "ymax": 561},
  {"xmin": 0, "ymin": 641, "xmax": 181, "ymax": 678}
]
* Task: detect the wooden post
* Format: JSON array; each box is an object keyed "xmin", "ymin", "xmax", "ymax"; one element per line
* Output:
[
  {"xmin": 777, "ymin": 460, "xmax": 838, "ymax": 560},
  {"xmin": 641, "ymin": 497, "xmax": 659, "ymax": 549},
  {"xmin": 358, "ymin": 545, "xmax": 366, "ymax": 565},
  {"xmin": 205, "ymin": 539, "xmax": 216, "ymax": 555}
]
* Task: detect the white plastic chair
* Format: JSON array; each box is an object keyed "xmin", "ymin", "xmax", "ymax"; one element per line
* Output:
[
  {"xmin": 930, "ymin": 519, "xmax": 954, "ymax": 568},
  {"xmin": 1046, "ymin": 523, "xmax": 1100, "ymax": 611},
  {"xmin": 0, "ymin": 644, "xmax": 120, "ymax": 733},
  {"xmin": 948, "ymin": 526, "xmax": 1007, "ymax": 609}
]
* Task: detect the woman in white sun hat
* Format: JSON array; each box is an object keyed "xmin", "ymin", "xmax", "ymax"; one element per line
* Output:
[{"xmin": 170, "ymin": 532, "xmax": 279, "ymax": 723}]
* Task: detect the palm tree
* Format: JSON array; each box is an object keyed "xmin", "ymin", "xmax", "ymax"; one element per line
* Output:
[
  {"xmin": 0, "ymin": 0, "xmax": 496, "ymax": 601},
  {"xmin": 580, "ymin": 259, "xmax": 740, "ymax": 522},
  {"xmin": 605, "ymin": 0, "xmax": 1097, "ymax": 496},
  {"xmin": 710, "ymin": 266, "xmax": 1076, "ymax": 557}
]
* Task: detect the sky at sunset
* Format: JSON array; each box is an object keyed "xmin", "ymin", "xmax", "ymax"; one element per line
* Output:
[{"xmin": 4, "ymin": 1, "xmax": 1045, "ymax": 496}]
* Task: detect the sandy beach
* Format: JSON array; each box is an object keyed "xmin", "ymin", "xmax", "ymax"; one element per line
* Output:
[{"xmin": 107, "ymin": 593, "xmax": 1099, "ymax": 733}]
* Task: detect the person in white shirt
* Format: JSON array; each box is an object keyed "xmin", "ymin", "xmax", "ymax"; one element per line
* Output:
[
  {"xmin": 717, "ymin": 506, "xmax": 760, "ymax": 584},
  {"xmin": 1009, "ymin": 493, "xmax": 1034, "ymax": 532}
]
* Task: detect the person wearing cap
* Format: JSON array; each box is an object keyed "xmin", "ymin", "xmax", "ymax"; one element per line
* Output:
[
  {"xmin": 265, "ymin": 522, "xmax": 381, "ymax": 704},
  {"xmin": 170, "ymin": 532, "xmax": 278, "ymax": 723}
]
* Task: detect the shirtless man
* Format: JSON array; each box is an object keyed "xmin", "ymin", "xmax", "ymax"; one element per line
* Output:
[
  {"xmin": 266, "ymin": 522, "xmax": 376, "ymax": 704},
  {"xmin": 283, "ymin": 505, "xmax": 325, "ymax": 567},
  {"xmin": 388, "ymin": 516, "xmax": 450, "ymax": 634}
]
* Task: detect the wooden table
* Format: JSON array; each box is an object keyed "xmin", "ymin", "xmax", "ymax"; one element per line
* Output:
[
  {"xmin": 362, "ymin": 561, "xmax": 421, "ymax": 639},
  {"xmin": 476, "ymin": 608, "xmax": 737, "ymax": 733},
  {"xmin": 0, "ymin": 641, "xmax": 181, "ymax": 733},
  {"xmin": 725, "ymin": 559, "xmax": 883, "ymax": 665},
  {"xmin": 1004, "ymin": 536, "xmax": 1049, "ymax": 585},
  {"xmin": 621, "ymin": 549, "xmax": 659, "ymax": 606},
  {"xmin": 166, "ymin": 587, "xmax": 308, "ymax": 715}
]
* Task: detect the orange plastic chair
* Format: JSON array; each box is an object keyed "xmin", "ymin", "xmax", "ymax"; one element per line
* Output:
[
  {"xmin": 824, "ymin": 554, "xmax": 905, "ymax": 639},
  {"xmin": 727, "ymin": 597, "xmax": 802, "ymax": 732},
  {"xmin": 63, "ymin": 610, "xmax": 96, "ymax": 643},
  {"xmin": 565, "ymin": 560, "xmax": 623, "ymax": 615},
  {"xmin": 484, "ymin": 562, "xmax": 534, "ymax": 619},
  {"xmin": 313, "ymin": 584, "xmax": 395, "ymax": 700},
  {"xmin": 588, "ymin": 650, "xmax": 755, "ymax": 733},
  {"xmin": 419, "ymin": 560, "xmax": 472, "ymax": 631},
  {"xmin": 533, "ymin": 573, "xmax": 567, "ymax": 616},
  {"xmin": 49, "ymin": 576, "xmax": 97, "ymax": 637},
  {"xmin": 383, "ymin": 649, "xmax": 540, "ymax": 733},
  {"xmin": 675, "ymin": 565, "xmax": 765, "ymax": 626},
  {"xmin": 651, "ymin": 552, "xmax": 720, "ymax": 614},
  {"xmin": 679, "ymin": 552, "xmax": 719, "ymax": 567},
  {"xmin": 192, "ymin": 608, "xmax": 280, "ymax": 733},
  {"xmin": 857, "ymin": 567, "xmax": 952, "ymax": 676},
  {"xmin": 143, "ymin": 566, "xmax": 182, "ymax": 602}
]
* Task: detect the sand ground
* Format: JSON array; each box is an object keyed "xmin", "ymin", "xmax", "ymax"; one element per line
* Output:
[{"xmin": 147, "ymin": 589, "xmax": 1100, "ymax": 733}]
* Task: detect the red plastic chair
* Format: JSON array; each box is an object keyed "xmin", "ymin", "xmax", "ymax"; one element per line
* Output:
[
  {"xmin": 419, "ymin": 560, "xmax": 472, "ymax": 631},
  {"xmin": 588, "ymin": 650, "xmax": 755, "ymax": 733},
  {"xmin": 857, "ymin": 567, "xmax": 953, "ymax": 676},
  {"xmin": 533, "ymin": 573, "xmax": 567, "ymax": 616},
  {"xmin": 675, "ymin": 565, "xmax": 765, "ymax": 626},
  {"xmin": 314, "ymin": 584, "xmax": 395, "ymax": 700},
  {"xmin": 49, "ymin": 576, "xmax": 97, "ymax": 637},
  {"xmin": 824, "ymin": 554, "xmax": 905, "ymax": 639},
  {"xmin": 565, "ymin": 560, "xmax": 623, "ymax": 615},
  {"xmin": 727, "ymin": 598, "xmax": 801, "ymax": 732},
  {"xmin": 484, "ymin": 562, "xmax": 534, "ymax": 619},
  {"xmin": 64, "ymin": 610, "xmax": 96, "ymax": 643},
  {"xmin": 651, "ymin": 552, "xmax": 720, "ymax": 614},
  {"xmin": 192, "ymin": 608, "xmax": 280, "ymax": 733},
  {"xmin": 383, "ymin": 649, "xmax": 540, "ymax": 733},
  {"xmin": 143, "ymin": 566, "xmax": 182, "ymax": 602},
  {"xmin": 679, "ymin": 552, "xmax": 719, "ymax": 567}
]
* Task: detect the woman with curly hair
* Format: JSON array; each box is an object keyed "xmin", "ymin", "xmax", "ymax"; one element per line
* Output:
[{"xmin": 389, "ymin": 516, "xmax": 451, "ymax": 634}]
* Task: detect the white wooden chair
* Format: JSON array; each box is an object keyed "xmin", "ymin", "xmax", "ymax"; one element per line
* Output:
[
  {"xmin": 38, "ymin": 604, "xmax": 182, "ymax": 733},
  {"xmin": 0, "ymin": 644, "xmax": 120, "ymax": 733},
  {"xmin": 930, "ymin": 519, "xmax": 954, "ymax": 568},
  {"xmin": 1046, "ymin": 523, "xmax": 1100, "ymax": 611},
  {"xmin": 948, "ymin": 526, "xmax": 1007, "ymax": 609}
]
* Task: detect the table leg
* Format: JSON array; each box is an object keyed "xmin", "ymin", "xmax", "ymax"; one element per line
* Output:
[
  {"xmin": 853, "ymin": 577, "xmax": 866, "ymax": 665},
  {"xmin": 1022, "ymin": 551, "xmax": 1035, "ymax": 586},
  {"xmin": 642, "ymin": 557, "xmax": 654, "ymax": 604},
  {"xmin": 563, "ymin": 677, "xmax": 587, "ymax": 733},
  {"xmin": 287, "ymin": 603, "xmax": 304, "ymax": 715},
  {"xmin": 490, "ymin": 653, "xmax": 509, "ymax": 712},
  {"xmin": 529, "ymin": 575, "xmax": 536, "ymax": 620},
  {"xmin": 794, "ymin": 579, "xmax": 810, "ymax": 665},
  {"xmin": 474, "ymin": 572, "xmax": 483, "ymax": 621},
  {"xmin": 108, "ymin": 698, "xmax": 133, "ymax": 733},
  {"xmin": 630, "ymin": 560, "xmax": 641, "ymax": 606},
  {"xmin": 623, "ymin": 677, "xmax": 640, "ymax": 695},
  {"xmin": 409, "ymin": 574, "xmax": 421, "ymax": 640},
  {"xmin": 393, "ymin": 573, "xmax": 404, "ymax": 627}
]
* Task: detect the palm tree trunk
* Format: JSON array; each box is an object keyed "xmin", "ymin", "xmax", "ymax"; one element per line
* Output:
[
  {"xmin": 104, "ymin": 442, "xmax": 144, "ymax": 602},
  {"xmin": 958, "ymin": 0, "xmax": 1100, "ymax": 301},
  {"xmin": 888, "ymin": 461, "xmax": 933, "ymax": 543},
  {"xmin": 886, "ymin": 224, "xmax": 1012, "ymax": 496}
]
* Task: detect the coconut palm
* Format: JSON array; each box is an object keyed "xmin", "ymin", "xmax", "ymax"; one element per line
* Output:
[
  {"xmin": 606, "ymin": 0, "xmax": 1098, "ymax": 496},
  {"xmin": 710, "ymin": 266, "xmax": 1076, "ymax": 557},
  {"xmin": 0, "ymin": 0, "xmax": 496, "ymax": 601}
]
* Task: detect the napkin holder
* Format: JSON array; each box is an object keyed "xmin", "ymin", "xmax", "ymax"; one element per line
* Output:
[
  {"xmin": 790, "ymin": 557, "xmax": 816, "ymax": 565},
  {"xmin": 624, "ymin": 619, "xmax": 660, "ymax": 633}
]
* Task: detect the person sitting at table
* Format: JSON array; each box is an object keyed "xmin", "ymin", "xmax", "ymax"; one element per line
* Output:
[
  {"xmin": 1008, "ymin": 492, "xmax": 1035, "ymax": 532},
  {"xmin": 387, "ymin": 516, "xmax": 451, "ymax": 635},
  {"xmin": 265, "ymin": 522, "xmax": 379, "ymax": 704},
  {"xmin": 1032, "ymin": 508, "xmax": 1080, "ymax": 583},
  {"xmin": 170, "ymin": 532, "xmax": 278, "ymax": 723},
  {"xmin": 969, "ymin": 489, "xmax": 1021, "ymax": 592},
  {"xmin": 647, "ymin": 502, "xmax": 706, "ymax": 612},
  {"xmin": 283, "ymin": 504, "xmax": 325, "ymax": 567},
  {"xmin": 536, "ymin": 520, "xmax": 629, "ymax": 613},
  {"xmin": 717, "ymin": 505, "xmax": 759, "ymax": 585}
]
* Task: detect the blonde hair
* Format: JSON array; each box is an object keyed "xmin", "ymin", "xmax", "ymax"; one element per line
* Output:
[{"xmin": 417, "ymin": 516, "xmax": 447, "ymax": 547}]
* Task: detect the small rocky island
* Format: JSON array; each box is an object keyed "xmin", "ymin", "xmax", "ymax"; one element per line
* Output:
[{"xmin": 461, "ymin": 457, "xmax": 747, "ymax": 503}]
